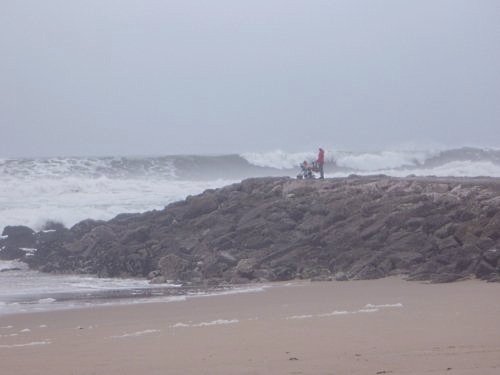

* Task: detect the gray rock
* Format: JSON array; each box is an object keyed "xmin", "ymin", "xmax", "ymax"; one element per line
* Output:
[
  {"xmin": 389, "ymin": 251, "xmax": 424, "ymax": 269},
  {"xmin": 235, "ymin": 258, "xmax": 257, "ymax": 279},
  {"xmin": 482, "ymin": 248, "xmax": 500, "ymax": 266},
  {"xmin": 158, "ymin": 254, "xmax": 190, "ymax": 281},
  {"xmin": 147, "ymin": 270, "xmax": 162, "ymax": 279},
  {"xmin": 272, "ymin": 264, "xmax": 297, "ymax": 281},
  {"xmin": 486, "ymin": 273, "xmax": 500, "ymax": 282},
  {"xmin": 122, "ymin": 226, "xmax": 150, "ymax": 243},
  {"xmin": 334, "ymin": 272, "xmax": 349, "ymax": 281},
  {"xmin": 437, "ymin": 236, "xmax": 460, "ymax": 250},
  {"xmin": 475, "ymin": 260, "xmax": 497, "ymax": 279},
  {"xmin": 184, "ymin": 194, "xmax": 219, "ymax": 219},
  {"xmin": 0, "ymin": 226, "xmax": 37, "ymax": 260},
  {"xmin": 431, "ymin": 273, "xmax": 463, "ymax": 283},
  {"xmin": 0, "ymin": 246, "xmax": 25, "ymax": 260},
  {"xmin": 310, "ymin": 273, "xmax": 332, "ymax": 281},
  {"xmin": 7, "ymin": 176, "xmax": 500, "ymax": 285},
  {"xmin": 218, "ymin": 251, "xmax": 238, "ymax": 266},
  {"xmin": 150, "ymin": 276, "xmax": 167, "ymax": 284}
]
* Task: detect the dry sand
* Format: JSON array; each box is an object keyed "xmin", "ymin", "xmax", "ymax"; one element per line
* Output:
[{"xmin": 1, "ymin": 277, "xmax": 499, "ymax": 375}]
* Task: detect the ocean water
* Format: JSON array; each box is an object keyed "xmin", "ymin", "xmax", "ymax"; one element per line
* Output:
[
  {"xmin": 0, "ymin": 259, "xmax": 268, "ymax": 316},
  {"xmin": 1, "ymin": 147, "xmax": 499, "ymax": 315},
  {"xmin": 0, "ymin": 260, "xmax": 166, "ymax": 315}
]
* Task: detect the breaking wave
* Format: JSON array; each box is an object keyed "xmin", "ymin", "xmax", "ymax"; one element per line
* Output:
[
  {"xmin": 1, "ymin": 147, "xmax": 500, "ymax": 181},
  {"xmin": 1, "ymin": 147, "xmax": 499, "ymax": 232},
  {"xmin": 242, "ymin": 147, "xmax": 500, "ymax": 175}
]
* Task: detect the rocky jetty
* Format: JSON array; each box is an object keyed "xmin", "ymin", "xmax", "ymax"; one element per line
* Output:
[{"xmin": 1, "ymin": 176, "xmax": 499, "ymax": 284}]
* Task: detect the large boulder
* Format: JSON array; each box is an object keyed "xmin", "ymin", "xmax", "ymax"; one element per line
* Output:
[
  {"xmin": 183, "ymin": 194, "xmax": 219, "ymax": 219},
  {"xmin": 0, "ymin": 245, "xmax": 25, "ymax": 260},
  {"xmin": 1, "ymin": 225, "xmax": 35, "ymax": 248},
  {"xmin": 0, "ymin": 226, "xmax": 36, "ymax": 260},
  {"xmin": 158, "ymin": 254, "xmax": 191, "ymax": 281},
  {"xmin": 482, "ymin": 248, "xmax": 500, "ymax": 267},
  {"xmin": 235, "ymin": 258, "xmax": 257, "ymax": 279},
  {"xmin": 475, "ymin": 260, "xmax": 497, "ymax": 280}
]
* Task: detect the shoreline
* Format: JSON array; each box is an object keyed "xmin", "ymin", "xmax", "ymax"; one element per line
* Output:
[
  {"xmin": 1, "ymin": 277, "xmax": 499, "ymax": 374},
  {"xmin": 0, "ymin": 278, "xmax": 268, "ymax": 317}
]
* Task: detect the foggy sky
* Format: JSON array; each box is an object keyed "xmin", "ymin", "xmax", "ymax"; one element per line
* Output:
[{"xmin": 1, "ymin": 0, "xmax": 499, "ymax": 157}]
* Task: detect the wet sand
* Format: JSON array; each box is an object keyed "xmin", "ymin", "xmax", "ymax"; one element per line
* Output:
[{"xmin": 1, "ymin": 277, "xmax": 499, "ymax": 375}]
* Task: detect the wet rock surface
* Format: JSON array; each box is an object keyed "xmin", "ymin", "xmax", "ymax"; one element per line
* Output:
[{"xmin": 2, "ymin": 176, "xmax": 500, "ymax": 284}]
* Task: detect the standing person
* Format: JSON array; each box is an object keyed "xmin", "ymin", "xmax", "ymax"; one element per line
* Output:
[{"xmin": 317, "ymin": 148, "xmax": 325, "ymax": 179}]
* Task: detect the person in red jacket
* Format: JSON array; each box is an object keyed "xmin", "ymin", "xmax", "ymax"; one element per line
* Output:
[{"xmin": 317, "ymin": 148, "xmax": 325, "ymax": 179}]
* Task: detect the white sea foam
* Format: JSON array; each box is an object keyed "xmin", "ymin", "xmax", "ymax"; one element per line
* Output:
[
  {"xmin": 196, "ymin": 319, "xmax": 239, "ymax": 327},
  {"xmin": 0, "ymin": 176, "xmax": 234, "ymax": 232},
  {"xmin": 365, "ymin": 303, "xmax": 403, "ymax": 308},
  {"xmin": 286, "ymin": 311, "xmax": 352, "ymax": 320},
  {"xmin": 242, "ymin": 148, "xmax": 500, "ymax": 177},
  {"xmin": 241, "ymin": 150, "xmax": 316, "ymax": 169},
  {"xmin": 333, "ymin": 149, "xmax": 437, "ymax": 171},
  {"xmin": 111, "ymin": 329, "xmax": 160, "ymax": 338},
  {"xmin": 286, "ymin": 314, "xmax": 314, "ymax": 320},
  {"xmin": 190, "ymin": 285, "xmax": 268, "ymax": 299},
  {"xmin": 0, "ymin": 260, "xmax": 29, "ymax": 272},
  {"xmin": 285, "ymin": 303, "xmax": 403, "ymax": 320},
  {"xmin": 171, "ymin": 319, "xmax": 239, "ymax": 328},
  {"xmin": 20, "ymin": 248, "xmax": 37, "ymax": 254},
  {"xmin": 241, "ymin": 148, "xmax": 440, "ymax": 170},
  {"xmin": 357, "ymin": 308, "xmax": 379, "ymax": 313},
  {"xmin": 171, "ymin": 322, "xmax": 190, "ymax": 328},
  {"xmin": 329, "ymin": 160, "xmax": 500, "ymax": 178},
  {"xmin": 0, "ymin": 340, "xmax": 51, "ymax": 348},
  {"xmin": 317, "ymin": 310, "xmax": 350, "ymax": 317}
]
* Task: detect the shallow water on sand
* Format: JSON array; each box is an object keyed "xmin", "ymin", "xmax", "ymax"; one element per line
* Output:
[{"xmin": 0, "ymin": 261, "xmax": 267, "ymax": 316}]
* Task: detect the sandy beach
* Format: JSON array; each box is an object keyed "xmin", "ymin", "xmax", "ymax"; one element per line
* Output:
[{"xmin": 0, "ymin": 277, "xmax": 499, "ymax": 375}]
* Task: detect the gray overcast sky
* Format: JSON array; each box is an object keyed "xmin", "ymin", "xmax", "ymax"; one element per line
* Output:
[{"xmin": 1, "ymin": 0, "xmax": 499, "ymax": 157}]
